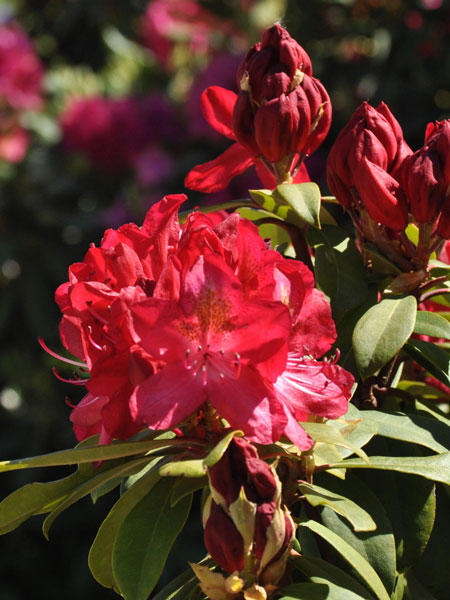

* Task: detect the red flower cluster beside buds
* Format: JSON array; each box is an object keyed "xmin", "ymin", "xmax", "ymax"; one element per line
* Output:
[{"xmin": 47, "ymin": 195, "xmax": 353, "ymax": 449}]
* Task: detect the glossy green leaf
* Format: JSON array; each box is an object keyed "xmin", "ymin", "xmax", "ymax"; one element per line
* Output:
[
  {"xmin": 291, "ymin": 556, "xmax": 374, "ymax": 599},
  {"xmin": 404, "ymin": 339, "xmax": 450, "ymax": 387},
  {"xmin": 0, "ymin": 464, "xmax": 91, "ymax": 535},
  {"xmin": 88, "ymin": 462, "xmax": 162, "ymax": 590},
  {"xmin": 170, "ymin": 476, "xmax": 207, "ymax": 507},
  {"xmin": 276, "ymin": 182, "xmax": 321, "ymax": 228},
  {"xmin": 299, "ymin": 520, "xmax": 390, "ymax": 600},
  {"xmin": 328, "ymin": 453, "xmax": 450, "ymax": 485},
  {"xmin": 0, "ymin": 437, "xmax": 196, "ymax": 472},
  {"xmin": 159, "ymin": 459, "xmax": 206, "ymax": 478},
  {"xmin": 316, "ymin": 472, "xmax": 396, "ymax": 595},
  {"xmin": 337, "ymin": 405, "xmax": 378, "ymax": 459},
  {"xmin": 358, "ymin": 468, "xmax": 436, "ymax": 572},
  {"xmin": 113, "ymin": 477, "xmax": 192, "ymax": 600},
  {"xmin": 413, "ymin": 485, "xmax": 450, "ymax": 599},
  {"xmin": 250, "ymin": 182, "xmax": 321, "ymax": 229},
  {"xmin": 203, "ymin": 430, "xmax": 243, "ymax": 467},
  {"xmin": 303, "ymin": 422, "xmax": 369, "ymax": 462},
  {"xmin": 280, "ymin": 581, "xmax": 368, "ymax": 600},
  {"xmin": 414, "ymin": 399, "xmax": 450, "ymax": 425},
  {"xmin": 298, "ymin": 483, "xmax": 376, "ymax": 532},
  {"xmin": 352, "ymin": 296, "xmax": 417, "ymax": 379},
  {"xmin": 358, "ymin": 411, "xmax": 449, "ymax": 453},
  {"xmin": 414, "ymin": 310, "xmax": 450, "ymax": 339},
  {"xmin": 308, "ymin": 225, "xmax": 369, "ymax": 321},
  {"xmin": 42, "ymin": 456, "xmax": 151, "ymax": 539}
]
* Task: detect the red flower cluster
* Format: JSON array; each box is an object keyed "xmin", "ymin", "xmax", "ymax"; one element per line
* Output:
[
  {"xmin": 185, "ymin": 24, "xmax": 331, "ymax": 193},
  {"xmin": 52, "ymin": 195, "xmax": 353, "ymax": 448},
  {"xmin": 0, "ymin": 23, "xmax": 44, "ymax": 162},
  {"xmin": 327, "ymin": 103, "xmax": 450, "ymax": 239}
]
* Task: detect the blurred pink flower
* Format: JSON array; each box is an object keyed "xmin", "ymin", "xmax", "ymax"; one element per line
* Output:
[
  {"xmin": 0, "ymin": 115, "xmax": 29, "ymax": 162},
  {"xmin": 60, "ymin": 94, "xmax": 179, "ymax": 173},
  {"xmin": 0, "ymin": 23, "xmax": 44, "ymax": 110},
  {"xmin": 140, "ymin": 0, "xmax": 246, "ymax": 69}
]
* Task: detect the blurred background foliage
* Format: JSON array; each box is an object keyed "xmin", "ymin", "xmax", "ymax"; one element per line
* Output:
[{"xmin": 0, "ymin": 0, "xmax": 448, "ymax": 598}]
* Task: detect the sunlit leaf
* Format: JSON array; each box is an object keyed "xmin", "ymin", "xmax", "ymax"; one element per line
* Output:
[{"xmin": 353, "ymin": 296, "xmax": 417, "ymax": 379}]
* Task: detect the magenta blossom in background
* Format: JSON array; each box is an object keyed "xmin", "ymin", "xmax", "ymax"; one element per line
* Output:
[
  {"xmin": 140, "ymin": 0, "xmax": 246, "ymax": 69},
  {"xmin": 187, "ymin": 53, "xmax": 243, "ymax": 141},
  {"xmin": 60, "ymin": 93, "xmax": 179, "ymax": 174},
  {"xmin": 0, "ymin": 23, "xmax": 44, "ymax": 110}
]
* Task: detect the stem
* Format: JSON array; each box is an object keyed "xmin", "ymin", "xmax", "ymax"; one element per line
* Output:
[{"xmin": 419, "ymin": 287, "xmax": 450, "ymax": 303}]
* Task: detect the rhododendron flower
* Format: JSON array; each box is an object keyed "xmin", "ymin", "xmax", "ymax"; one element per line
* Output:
[
  {"xmin": 140, "ymin": 0, "xmax": 244, "ymax": 69},
  {"xmin": 60, "ymin": 94, "xmax": 179, "ymax": 173},
  {"xmin": 49, "ymin": 195, "xmax": 353, "ymax": 448},
  {"xmin": 0, "ymin": 116, "xmax": 29, "ymax": 162},
  {"xmin": 0, "ymin": 24, "xmax": 44, "ymax": 111}
]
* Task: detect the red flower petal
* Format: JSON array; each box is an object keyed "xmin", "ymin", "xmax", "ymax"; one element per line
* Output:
[
  {"xmin": 201, "ymin": 86, "xmax": 237, "ymax": 140},
  {"xmin": 184, "ymin": 142, "xmax": 254, "ymax": 193}
]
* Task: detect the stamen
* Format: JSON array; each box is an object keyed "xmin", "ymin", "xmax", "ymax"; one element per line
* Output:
[
  {"xmin": 52, "ymin": 367, "xmax": 88, "ymax": 385},
  {"xmin": 86, "ymin": 326, "xmax": 104, "ymax": 351},
  {"xmin": 85, "ymin": 301, "xmax": 108, "ymax": 325},
  {"xmin": 38, "ymin": 338, "xmax": 87, "ymax": 368}
]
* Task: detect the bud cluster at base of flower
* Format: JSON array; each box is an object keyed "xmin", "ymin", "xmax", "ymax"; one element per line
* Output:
[{"xmin": 196, "ymin": 437, "xmax": 295, "ymax": 598}]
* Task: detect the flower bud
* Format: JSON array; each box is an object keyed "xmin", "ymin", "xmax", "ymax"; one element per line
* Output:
[
  {"xmin": 202, "ymin": 437, "xmax": 295, "ymax": 590},
  {"xmin": 232, "ymin": 24, "xmax": 329, "ymax": 167},
  {"xmin": 400, "ymin": 146, "xmax": 445, "ymax": 223},
  {"xmin": 357, "ymin": 157, "xmax": 408, "ymax": 231},
  {"xmin": 327, "ymin": 101, "xmax": 412, "ymax": 225}
]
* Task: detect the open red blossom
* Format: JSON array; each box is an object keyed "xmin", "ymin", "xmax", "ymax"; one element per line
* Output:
[{"xmin": 48, "ymin": 195, "xmax": 353, "ymax": 448}]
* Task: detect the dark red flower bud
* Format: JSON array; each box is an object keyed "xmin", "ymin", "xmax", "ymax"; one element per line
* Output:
[
  {"xmin": 401, "ymin": 147, "xmax": 445, "ymax": 223},
  {"xmin": 358, "ymin": 157, "xmax": 408, "ymax": 231},
  {"xmin": 426, "ymin": 119, "xmax": 450, "ymax": 189},
  {"xmin": 232, "ymin": 91, "xmax": 260, "ymax": 156},
  {"xmin": 203, "ymin": 500, "xmax": 245, "ymax": 574},
  {"xmin": 253, "ymin": 91, "xmax": 311, "ymax": 163},
  {"xmin": 301, "ymin": 75, "xmax": 332, "ymax": 156},
  {"xmin": 209, "ymin": 437, "xmax": 277, "ymax": 507},
  {"xmin": 327, "ymin": 101, "xmax": 411, "ymax": 220}
]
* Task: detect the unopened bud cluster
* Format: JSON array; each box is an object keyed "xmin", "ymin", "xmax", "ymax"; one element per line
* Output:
[
  {"xmin": 192, "ymin": 437, "xmax": 295, "ymax": 600},
  {"xmin": 327, "ymin": 103, "xmax": 450, "ymax": 274},
  {"xmin": 233, "ymin": 24, "xmax": 331, "ymax": 178}
]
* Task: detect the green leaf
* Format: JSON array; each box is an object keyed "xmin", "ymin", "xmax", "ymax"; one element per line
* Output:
[
  {"xmin": 303, "ymin": 422, "xmax": 369, "ymax": 463},
  {"xmin": 316, "ymin": 472, "xmax": 397, "ymax": 595},
  {"xmin": 88, "ymin": 461, "xmax": 162, "ymax": 590},
  {"xmin": 280, "ymin": 581, "xmax": 369, "ymax": 600},
  {"xmin": 250, "ymin": 182, "xmax": 321, "ymax": 229},
  {"xmin": 352, "ymin": 296, "xmax": 417, "ymax": 379},
  {"xmin": 151, "ymin": 561, "xmax": 209, "ymax": 600},
  {"xmin": 276, "ymin": 182, "xmax": 322, "ymax": 228},
  {"xmin": 0, "ymin": 437, "xmax": 196, "ymax": 472},
  {"xmin": 338, "ymin": 405, "xmax": 378, "ymax": 459},
  {"xmin": 170, "ymin": 476, "xmax": 207, "ymax": 507},
  {"xmin": 112, "ymin": 478, "xmax": 192, "ymax": 600},
  {"xmin": 298, "ymin": 483, "xmax": 376, "ymax": 532},
  {"xmin": 404, "ymin": 339, "xmax": 450, "ymax": 387},
  {"xmin": 291, "ymin": 556, "xmax": 374, "ymax": 599},
  {"xmin": 357, "ymin": 468, "xmax": 436, "ymax": 572},
  {"xmin": 160, "ymin": 430, "xmax": 243, "ymax": 478},
  {"xmin": 328, "ymin": 453, "xmax": 450, "ymax": 485},
  {"xmin": 357, "ymin": 411, "xmax": 450, "ymax": 454},
  {"xmin": 159, "ymin": 459, "xmax": 206, "ymax": 478},
  {"xmin": 42, "ymin": 456, "xmax": 151, "ymax": 539},
  {"xmin": 414, "ymin": 310, "xmax": 450, "ymax": 339},
  {"xmin": 0, "ymin": 464, "xmax": 91, "ymax": 535},
  {"xmin": 203, "ymin": 430, "xmax": 243, "ymax": 467},
  {"xmin": 308, "ymin": 225, "xmax": 369, "ymax": 321},
  {"xmin": 299, "ymin": 520, "xmax": 390, "ymax": 600}
]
